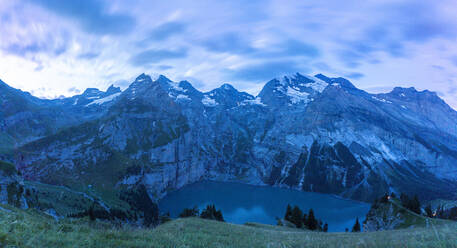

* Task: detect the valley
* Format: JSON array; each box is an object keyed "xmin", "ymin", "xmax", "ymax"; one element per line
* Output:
[
  {"xmin": 159, "ymin": 180, "xmax": 370, "ymax": 232},
  {"xmin": 1, "ymin": 72, "xmax": 457, "ymax": 246}
]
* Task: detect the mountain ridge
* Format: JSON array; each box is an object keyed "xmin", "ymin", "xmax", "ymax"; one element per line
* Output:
[{"xmin": 1, "ymin": 73, "xmax": 457, "ymax": 216}]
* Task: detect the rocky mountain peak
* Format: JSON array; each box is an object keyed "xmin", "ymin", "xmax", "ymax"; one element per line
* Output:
[
  {"xmin": 106, "ymin": 84, "xmax": 121, "ymax": 95},
  {"xmin": 202, "ymin": 83, "xmax": 254, "ymax": 108},
  {"xmin": 156, "ymin": 74, "xmax": 172, "ymax": 83},
  {"xmin": 134, "ymin": 73, "xmax": 153, "ymax": 83},
  {"xmin": 219, "ymin": 83, "xmax": 236, "ymax": 91},
  {"xmin": 81, "ymin": 88, "xmax": 103, "ymax": 97},
  {"xmin": 389, "ymin": 87, "xmax": 440, "ymax": 99},
  {"xmin": 258, "ymin": 72, "xmax": 329, "ymax": 107},
  {"xmin": 314, "ymin": 74, "xmax": 357, "ymax": 90}
]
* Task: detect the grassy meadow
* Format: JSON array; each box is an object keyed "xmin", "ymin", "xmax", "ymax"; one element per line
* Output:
[{"xmin": 0, "ymin": 204, "xmax": 456, "ymax": 248}]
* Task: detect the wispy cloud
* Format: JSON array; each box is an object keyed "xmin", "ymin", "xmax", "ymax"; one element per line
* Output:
[
  {"xmin": 129, "ymin": 48, "xmax": 188, "ymax": 66},
  {"xmin": 0, "ymin": 0, "xmax": 457, "ymax": 108},
  {"xmin": 226, "ymin": 60, "xmax": 309, "ymax": 82},
  {"xmin": 143, "ymin": 21, "xmax": 187, "ymax": 42},
  {"xmin": 29, "ymin": 0, "xmax": 135, "ymax": 35}
]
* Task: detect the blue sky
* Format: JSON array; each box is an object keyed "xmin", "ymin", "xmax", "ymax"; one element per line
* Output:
[{"xmin": 1, "ymin": 0, "xmax": 457, "ymax": 108}]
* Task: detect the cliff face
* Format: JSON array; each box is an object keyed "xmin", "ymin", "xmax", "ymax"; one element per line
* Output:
[{"xmin": 2, "ymin": 73, "xmax": 456, "ymax": 205}]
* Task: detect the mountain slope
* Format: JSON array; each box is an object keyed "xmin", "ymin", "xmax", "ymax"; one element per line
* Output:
[
  {"xmin": 3, "ymin": 72, "xmax": 457, "ymax": 208},
  {"xmin": 0, "ymin": 78, "xmax": 121, "ymax": 155}
]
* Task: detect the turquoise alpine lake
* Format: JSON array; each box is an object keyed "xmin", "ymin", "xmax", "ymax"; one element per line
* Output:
[{"xmin": 158, "ymin": 181, "xmax": 371, "ymax": 232}]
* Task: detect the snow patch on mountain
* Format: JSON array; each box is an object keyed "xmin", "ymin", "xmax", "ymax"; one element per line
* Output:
[
  {"xmin": 169, "ymin": 82, "xmax": 186, "ymax": 92},
  {"xmin": 287, "ymin": 86, "xmax": 310, "ymax": 104},
  {"xmin": 242, "ymin": 97, "xmax": 266, "ymax": 106},
  {"xmin": 87, "ymin": 93, "xmax": 121, "ymax": 106},
  {"xmin": 202, "ymin": 95, "xmax": 218, "ymax": 106},
  {"xmin": 372, "ymin": 96, "xmax": 392, "ymax": 104},
  {"xmin": 175, "ymin": 94, "xmax": 191, "ymax": 101},
  {"xmin": 303, "ymin": 75, "xmax": 328, "ymax": 92}
]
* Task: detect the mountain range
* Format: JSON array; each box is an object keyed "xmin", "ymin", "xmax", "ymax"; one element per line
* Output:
[{"xmin": 1, "ymin": 72, "xmax": 457, "ymax": 218}]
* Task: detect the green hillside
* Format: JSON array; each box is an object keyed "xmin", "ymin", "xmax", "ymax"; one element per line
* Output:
[
  {"xmin": 363, "ymin": 197, "xmax": 452, "ymax": 231},
  {"xmin": 1, "ymin": 204, "xmax": 456, "ymax": 248}
]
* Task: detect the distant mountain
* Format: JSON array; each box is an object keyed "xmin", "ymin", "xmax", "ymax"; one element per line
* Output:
[
  {"xmin": 0, "ymin": 79, "xmax": 121, "ymax": 155},
  {"xmin": 2, "ymin": 72, "xmax": 457, "ymax": 212}
]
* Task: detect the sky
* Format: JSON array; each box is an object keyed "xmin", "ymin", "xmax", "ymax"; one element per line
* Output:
[{"xmin": 1, "ymin": 0, "xmax": 457, "ymax": 108}]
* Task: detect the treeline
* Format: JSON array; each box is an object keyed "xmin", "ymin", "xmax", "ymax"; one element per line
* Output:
[
  {"xmin": 178, "ymin": 204, "xmax": 224, "ymax": 222},
  {"xmin": 371, "ymin": 192, "xmax": 420, "ymax": 214},
  {"xmin": 281, "ymin": 204, "xmax": 328, "ymax": 232},
  {"xmin": 373, "ymin": 192, "xmax": 457, "ymax": 221},
  {"xmin": 433, "ymin": 205, "xmax": 457, "ymax": 220}
]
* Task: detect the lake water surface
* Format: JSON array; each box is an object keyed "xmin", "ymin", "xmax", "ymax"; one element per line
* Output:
[{"xmin": 158, "ymin": 181, "xmax": 370, "ymax": 232}]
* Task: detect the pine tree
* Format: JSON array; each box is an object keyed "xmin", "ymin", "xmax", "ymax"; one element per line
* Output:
[
  {"xmin": 400, "ymin": 193, "xmax": 409, "ymax": 208},
  {"xmin": 411, "ymin": 195, "xmax": 421, "ymax": 214},
  {"xmin": 351, "ymin": 217, "xmax": 361, "ymax": 232},
  {"xmin": 88, "ymin": 204, "xmax": 96, "ymax": 221},
  {"xmin": 200, "ymin": 204, "xmax": 224, "ymax": 222},
  {"xmin": 302, "ymin": 213, "xmax": 307, "ymax": 227},
  {"xmin": 214, "ymin": 209, "xmax": 224, "ymax": 222},
  {"xmin": 380, "ymin": 193, "xmax": 389, "ymax": 203},
  {"xmin": 306, "ymin": 209, "xmax": 318, "ymax": 230},
  {"xmin": 284, "ymin": 204, "xmax": 292, "ymax": 222},
  {"xmin": 436, "ymin": 204, "xmax": 445, "ymax": 218},
  {"xmin": 390, "ymin": 192, "xmax": 396, "ymax": 199},
  {"xmin": 291, "ymin": 206, "xmax": 303, "ymax": 228},
  {"xmin": 425, "ymin": 204, "xmax": 433, "ymax": 218},
  {"xmin": 371, "ymin": 198, "xmax": 379, "ymax": 209},
  {"xmin": 323, "ymin": 223, "xmax": 328, "ymax": 232},
  {"xmin": 179, "ymin": 206, "xmax": 199, "ymax": 218}
]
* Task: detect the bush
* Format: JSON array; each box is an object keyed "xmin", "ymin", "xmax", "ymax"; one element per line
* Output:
[
  {"xmin": 160, "ymin": 212, "xmax": 172, "ymax": 224},
  {"xmin": 179, "ymin": 206, "xmax": 199, "ymax": 218},
  {"xmin": 200, "ymin": 205, "xmax": 224, "ymax": 222}
]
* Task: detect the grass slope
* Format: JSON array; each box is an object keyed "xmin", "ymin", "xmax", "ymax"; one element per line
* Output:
[
  {"xmin": 364, "ymin": 197, "xmax": 452, "ymax": 231},
  {"xmin": 1, "ymin": 205, "xmax": 456, "ymax": 248}
]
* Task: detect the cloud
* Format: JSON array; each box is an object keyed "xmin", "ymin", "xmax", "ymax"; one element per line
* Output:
[
  {"xmin": 386, "ymin": 1, "xmax": 457, "ymax": 42},
  {"xmin": 202, "ymin": 33, "xmax": 255, "ymax": 54},
  {"xmin": 275, "ymin": 39, "xmax": 320, "ymax": 58},
  {"xmin": 345, "ymin": 72, "xmax": 364, "ymax": 80},
  {"xmin": 448, "ymin": 86, "xmax": 457, "ymax": 95},
  {"xmin": 78, "ymin": 52, "xmax": 99, "ymax": 60},
  {"xmin": 226, "ymin": 60, "xmax": 308, "ymax": 81},
  {"xmin": 30, "ymin": 0, "xmax": 135, "ymax": 35},
  {"xmin": 450, "ymin": 56, "xmax": 457, "ymax": 67},
  {"xmin": 129, "ymin": 48, "xmax": 188, "ymax": 66},
  {"xmin": 312, "ymin": 62, "xmax": 332, "ymax": 71},
  {"xmin": 157, "ymin": 65, "xmax": 173, "ymax": 70},
  {"xmin": 200, "ymin": 33, "xmax": 320, "ymax": 66},
  {"xmin": 4, "ymin": 36, "xmax": 68, "ymax": 58},
  {"xmin": 68, "ymin": 87, "xmax": 81, "ymax": 94},
  {"xmin": 335, "ymin": 0, "xmax": 457, "ymax": 67},
  {"xmin": 2, "ymin": 0, "xmax": 457, "ymax": 109},
  {"xmin": 144, "ymin": 21, "xmax": 186, "ymax": 42}
]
